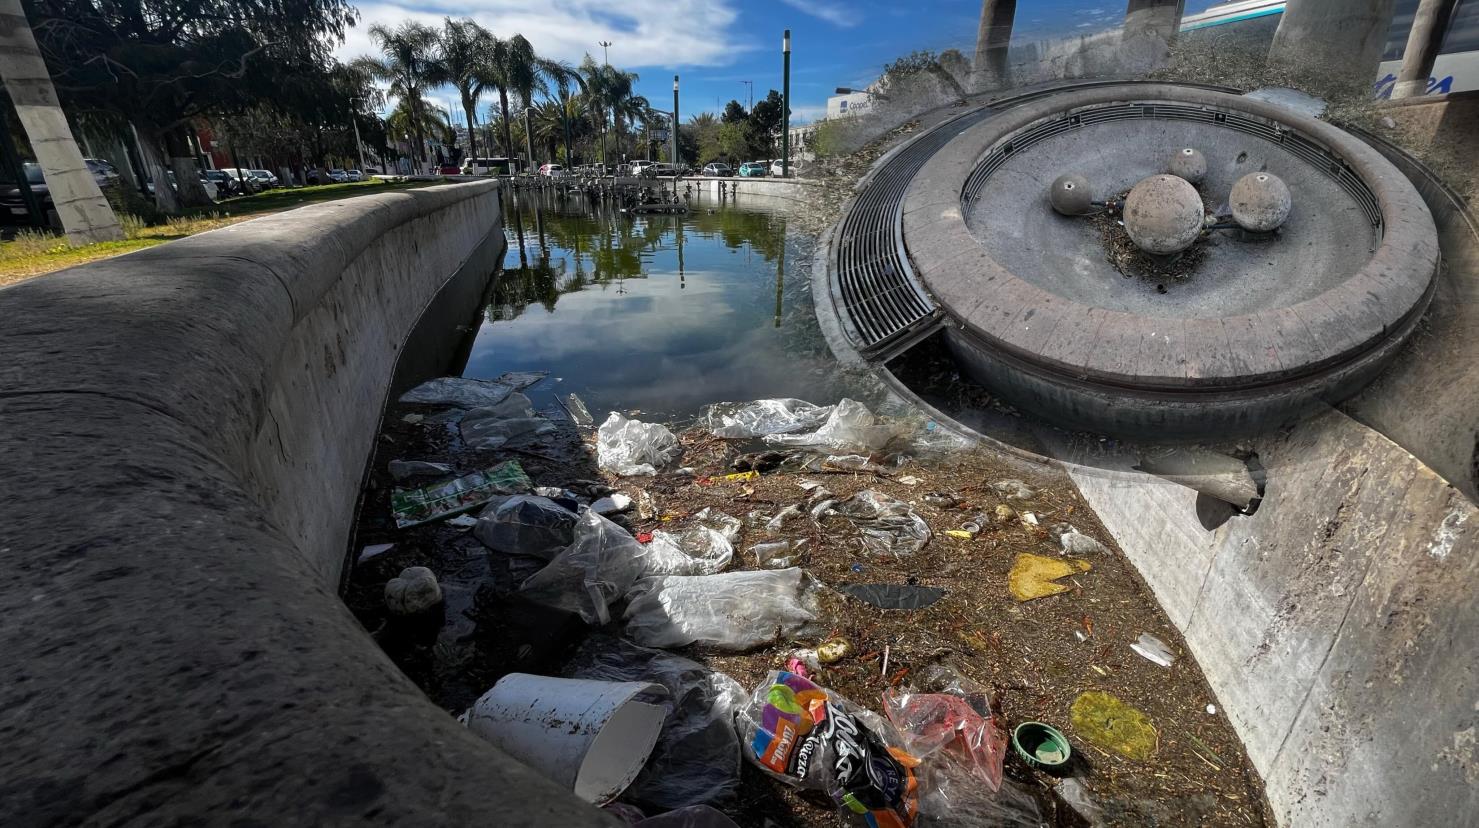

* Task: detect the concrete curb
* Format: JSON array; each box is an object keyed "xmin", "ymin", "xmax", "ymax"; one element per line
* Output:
[{"xmin": 0, "ymin": 181, "xmax": 615, "ymax": 825}]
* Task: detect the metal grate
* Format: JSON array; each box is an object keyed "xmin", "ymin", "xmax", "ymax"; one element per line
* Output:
[{"xmin": 832, "ymin": 107, "xmax": 997, "ymax": 359}]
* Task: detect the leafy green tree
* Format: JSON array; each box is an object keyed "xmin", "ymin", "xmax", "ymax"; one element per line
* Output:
[
  {"xmin": 431, "ymin": 19, "xmax": 492, "ymax": 161},
  {"xmin": 29, "ymin": 0, "xmax": 357, "ymax": 212},
  {"xmin": 356, "ymin": 22, "xmax": 440, "ymax": 168},
  {"xmin": 747, "ymin": 89, "xmax": 786, "ymax": 158}
]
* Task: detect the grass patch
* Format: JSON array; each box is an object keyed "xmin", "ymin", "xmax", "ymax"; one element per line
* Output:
[{"xmin": 0, "ymin": 178, "xmax": 438, "ymax": 286}]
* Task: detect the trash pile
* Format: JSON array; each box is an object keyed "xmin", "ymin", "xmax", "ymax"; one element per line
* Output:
[{"xmin": 348, "ymin": 381, "xmax": 1268, "ymax": 826}]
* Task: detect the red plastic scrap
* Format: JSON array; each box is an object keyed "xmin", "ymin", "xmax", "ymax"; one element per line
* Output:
[
  {"xmin": 882, "ymin": 689, "xmax": 1007, "ymax": 792},
  {"xmin": 636, "ymin": 532, "xmax": 654, "ymax": 544}
]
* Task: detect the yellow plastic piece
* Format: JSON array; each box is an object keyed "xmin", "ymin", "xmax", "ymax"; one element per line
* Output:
[
  {"xmin": 1070, "ymin": 691, "xmax": 1159, "ymax": 760},
  {"xmin": 1008, "ymin": 553, "xmax": 1090, "ymax": 601}
]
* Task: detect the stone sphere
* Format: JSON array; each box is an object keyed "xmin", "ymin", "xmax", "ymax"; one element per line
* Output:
[
  {"xmin": 1123, "ymin": 174, "xmax": 1205, "ymax": 254},
  {"xmin": 385, "ymin": 566, "xmax": 443, "ymax": 615},
  {"xmin": 1230, "ymin": 172, "xmax": 1292, "ymax": 232},
  {"xmin": 1167, "ymin": 147, "xmax": 1207, "ymax": 184},
  {"xmin": 1049, "ymin": 174, "xmax": 1094, "ymax": 216}
]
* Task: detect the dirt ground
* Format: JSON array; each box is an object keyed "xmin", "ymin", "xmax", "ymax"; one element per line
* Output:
[{"xmin": 346, "ymin": 393, "xmax": 1274, "ymax": 828}]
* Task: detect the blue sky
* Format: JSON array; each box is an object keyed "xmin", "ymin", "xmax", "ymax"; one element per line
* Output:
[{"xmin": 338, "ymin": 0, "xmax": 1224, "ymax": 125}]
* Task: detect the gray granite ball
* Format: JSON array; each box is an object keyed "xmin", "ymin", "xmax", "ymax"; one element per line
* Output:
[
  {"xmin": 1230, "ymin": 172, "xmax": 1291, "ymax": 232},
  {"xmin": 1049, "ymin": 174, "xmax": 1094, "ymax": 216},
  {"xmin": 1167, "ymin": 147, "xmax": 1207, "ymax": 184},
  {"xmin": 1123, "ymin": 174, "xmax": 1205, "ymax": 254}
]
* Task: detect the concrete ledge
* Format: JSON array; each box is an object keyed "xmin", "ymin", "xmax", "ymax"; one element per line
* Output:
[{"xmin": 0, "ymin": 181, "xmax": 615, "ymax": 825}]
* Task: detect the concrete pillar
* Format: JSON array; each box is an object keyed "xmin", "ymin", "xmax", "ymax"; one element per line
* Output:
[
  {"xmin": 0, "ymin": 0, "xmax": 122, "ymax": 243},
  {"xmin": 971, "ymin": 0, "xmax": 1017, "ymax": 92},
  {"xmin": 1122, "ymin": 0, "xmax": 1186, "ymax": 72},
  {"xmin": 1392, "ymin": 0, "xmax": 1459, "ymax": 98},
  {"xmin": 1268, "ymin": 0, "xmax": 1397, "ymax": 89}
]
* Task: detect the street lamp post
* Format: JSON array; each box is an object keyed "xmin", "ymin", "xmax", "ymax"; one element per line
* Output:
[
  {"xmin": 781, "ymin": 29, "xmax": 791, "ymax": 178},
  {"xmin": 672, "ymin": 75, "xmax": 680, "ymax": 174},
  {"xmin": 741, "ymin": 80, "xmax": 753, "ymax": 110},
  {"xmin": 599, "ymin": 40, "xmax": 613, "ymax": 169},
  {"xmin": 350, "ymin": 98, "xmax": 366, "ymax": 174}
]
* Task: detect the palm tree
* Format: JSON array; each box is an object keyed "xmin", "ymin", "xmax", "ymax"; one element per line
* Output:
[
  {"xmin": 357, "ymin": 22, "xmax": 440, "ymax": 167},
  {"xmin": 386, "ymin": 100, "xmax": 448, "ymax": 164},
  {"xmin": 529, "ymin": 100, "xmax": 565, "ymax": 163},
  {"xmin": 431, "ymin": 18, "xmax": 492, "ymax": 161},
  {"xmin": 481, "ymin": 35, "xmax": 538, "ymax": 169},
  {"xmin": 541, "ymin": 60, "xmax": 585, "ymax": 168},
  {"xmin": 577, "ymin": 55, "xmax": 611, "ymax": 164}
]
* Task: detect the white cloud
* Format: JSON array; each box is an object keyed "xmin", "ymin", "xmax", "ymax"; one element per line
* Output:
[
  {"xmin": 777, "ymin": 0, "xmax": 857, "ymax": 28},
  {"xmin": 338, "ymin": 0, "xmax": 749, "ymax": 69}
]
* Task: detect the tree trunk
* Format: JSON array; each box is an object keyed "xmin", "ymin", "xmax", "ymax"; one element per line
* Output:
[
  {"xmin": 134, "ymin": 124, "xmax": 182, "ymax": 214},
  {"xmin": 523, "ymin": 103, "xmax": 535, "ymax": 171},
  {"xmin": 462, "ymin": 91, "xmax": 479, "ymax": 160},
  {"xmin": 1268, "ymin": 0, "xmax": 1396, "ymax": 90},
  {"xmin": 971, "ymin": 0, "xmax": 1017, "ymax": 92},
  {"xmin": 165, "ymin": 127, "xmax": 213, "ymax": 207},
  {"xmin": 0, "ymin": 0, "xmax": 122, "ymax": 242},
  {"xmin": 1391, "ymin": 0, "xmax": 1458, "ymax": 98},
  {"xmin": 1121, "ymin": 0, "xmax": 1185, "ymax": 73},
  {"xmin": 498, "ymin": 87, "xmax": 513, "ymax": 164}
]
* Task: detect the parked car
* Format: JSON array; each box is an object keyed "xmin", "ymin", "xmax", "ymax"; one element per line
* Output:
[
  {"xmin": 0, "ymin": 162, "xmax": 49, "ymax": 221},
  {"xmin": 437, "ymin": 164, "xmax": 460, "ymax": 175},
  {"xmin": 769, "ymin": 159, "xmax": 790, "ymax": 177},
  {"xmin": 700, "ymin": 162, "xmax": 732, "ymax": 177},
  {"xmin": 204, "ymin": 169, "xmax": 241, "ymax": 196},
  {"xmin": 738, "ymin": 161, "xmax": 769, "ymax": 177},
  {"xmin": 537, "ymin": 163, "xmax": 568, "ymax": 179},
  {"xmin": 653, "ymin": 162, "xmax": 682, "ymax": 176},
  {"xmin": 346, "ymin": 169, "xmax": 365, "ymax": 182},
  {"xmin": 248, "ymin": 169, "xmax": 279, "ymax": 188},
  {"xmin": 328, "ymin": 169, "xmax": 350, "ymax": 183},
  {"xmin": 84, "ymin": 158, "xmax": 120, "ymax": 187},
  {"xmin": 220, "ymin": 168, "xmax": 260, "ymax": 195}
]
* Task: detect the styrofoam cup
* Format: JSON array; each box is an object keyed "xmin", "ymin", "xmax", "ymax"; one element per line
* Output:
[{"xmin": 463, "ymin": 673, "xmax": 669, "ymax": 804}]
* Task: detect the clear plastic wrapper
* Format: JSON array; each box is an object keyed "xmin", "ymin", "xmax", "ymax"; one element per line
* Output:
[
  {"xmin": 738, "ymin": 670, "xmax": 921, "ymax": 826},
  {"xmin": 883, "ymin": 688, "xmax": 1007, "ymax": 791},
  {"xmin": 565, "ymin": 636, "xmax": 747, "ymax": 810},
  {"xmin": 460, "ymin": 400, "xmax": 557, "ymax": 449},
  {"xmin": 623, "ymin": 568, "xmax": 822, "ymax": 651},
  {"xmin": 645, "ymin": 526, "xmax": 734, "ymax": 576},
  {"xmin": 821, "ymin": 490, "xmax": 932, "ymax": 557},
  {"xmin": 473, "ymin": 495, "xmax": 578, "ymax": 560},
  {"xmin": 750, "ymin": 539, "xmax": 809, "ymax": 569},
  {"xmin": 520, "ymin": 509, "xmax": 654, "ymax": 624},
  {"xmin": 690, "ymin": 507, "xmax": 742, "ymax": 544},
  {"xmin": 398, "ymin": 376, "xmax": 517, "ymax": 408},
  {"xmin": 764, "ymin": 399, "xmax": 902, "ymax": 454},
  {"xmin": 387, "ymin": 459, "xmax": 452, "ymax": 481},
  {"xmin": 702, "ymin": 398, "xmax": 835, "ymax": 438},
  {"xmin": 915, "ymin": 769, "xmax": 1044, "ymax": 828},
  {"xmin": 598, "ymin": 412, "xmax": 684, "ymax": 476}
]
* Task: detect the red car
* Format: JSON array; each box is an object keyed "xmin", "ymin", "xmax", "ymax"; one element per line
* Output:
[{"xmin": 439, "ymin": 164, "xmax": 461, "ymax": 175}]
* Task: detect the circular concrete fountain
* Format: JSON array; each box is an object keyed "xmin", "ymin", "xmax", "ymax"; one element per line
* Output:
[{"xmin": 903, "ymin": 84, "xmax": 1440, "ymax": 437}]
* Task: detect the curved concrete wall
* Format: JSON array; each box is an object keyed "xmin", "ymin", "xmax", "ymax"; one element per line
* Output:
[{"xmin": 0, "ymin": 182, "xmax": 613, "ymax": 825}]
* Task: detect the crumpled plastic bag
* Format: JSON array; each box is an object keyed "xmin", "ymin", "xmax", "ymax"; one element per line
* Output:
[
  {"xmin": 399, "ymin": 376, "xmax": 517, "ymax": 409},
  {"xmin": 821, "ymin": 490, "xmax": 932, "ymax": 557},
  {"xmin": 738, "ymin": 670, "xmax": 920, "ymax": 827},
  {"xmin": 646, "ymin": 526, "xmax": 734, "ymax": 576},
  {"xmin": 915, "ymin": 769, "xmax": 1043, "ymax": 827},
  {"xmin": 763, "ymin": 399, "xmax": 901, "ymax": 454},
  {"xmin": 520, "ymin": 509, "xmax": 654, "ymax": 624},
  {"xmin": 623, "ymin": 568, "xmax": 822, "ymax": 651},
  {"xmin": 702, "ymin": 398, "xmax": 835, "ymax": 438},
  {"xmin": 460, "ymin": 397, "xmax": 556, "ymax": 449},
  {"xmin": 598, "ymin": 412, "xmax": 683, "ymax": 476},
  {"xmin": 473, "ymin": 495, "xmax": 578, "ymax": 560},
  {"xmin": 883, "ymin": 688, "xmax": 1006, "ymax": 792},
  {"xmin": 565, "ymin": 636, "xmax": 747, "ymax": 810},
  {"xmin": 690, "ymin": 507, "xmax": 742, "ymax": 544}
]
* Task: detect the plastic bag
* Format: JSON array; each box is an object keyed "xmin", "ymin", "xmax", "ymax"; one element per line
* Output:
[
  {"xmin": 915, "ymin": 769, "xmax": 1043, "ymax": 828},
  {"xmin": 702, "ymin": 398, "xmax": 835, "ymax": 438},
  {"xmin": 645, "ymin": 526, "xmax": 734, "ymax": 576},
  {"xmin": 822, "ymin": 490, "xmax": 932, "ymax": 557},
  {"xmin": 598, "ymin": 413, "xmax": 683, "ymax": 476},
  {"xmin": 387, "ymin": 459, "xmax": 452, "ymax": 481},
  {"xmin": 520, "ymin": 509, "xmax": 653, "ymax": 624},
  {"xmin": 883, "ymin": 689, "xmax": 1007, "ymax": 792},
  {"xmin": 738, "ymin": 670, "xmax": 920, "ymax": 827},
  {"xmin": 460, "ymin": 399, "xmax": 556, "ymax": 449},
  {"xmin": 565, "ymin": 636, "xmax": 747, "ymax": 810},
  {"xmin": 635, "ymin": 805, "xmax": 741, "ymax": 827},
  {"xmin": 399, "ymin": 376, "xmax": 516, "ymax": 408},
  {"xmin": 764, "ymin": 399, "xmax": 901, "ymax": 454},
  {"xmin": 474, "ymin": 495, "xmax": 578, "ymax": 560},
  {"xmin": 623, "ymin": 568, "xmax": 822, "ymax": 651},
  {"xmin": 750, "ymin": 539, "xmax": 809, "ymax": 569},
  {"xmin": 690, "ymin": 507, "xmax": 742, "ymax": 544}
]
